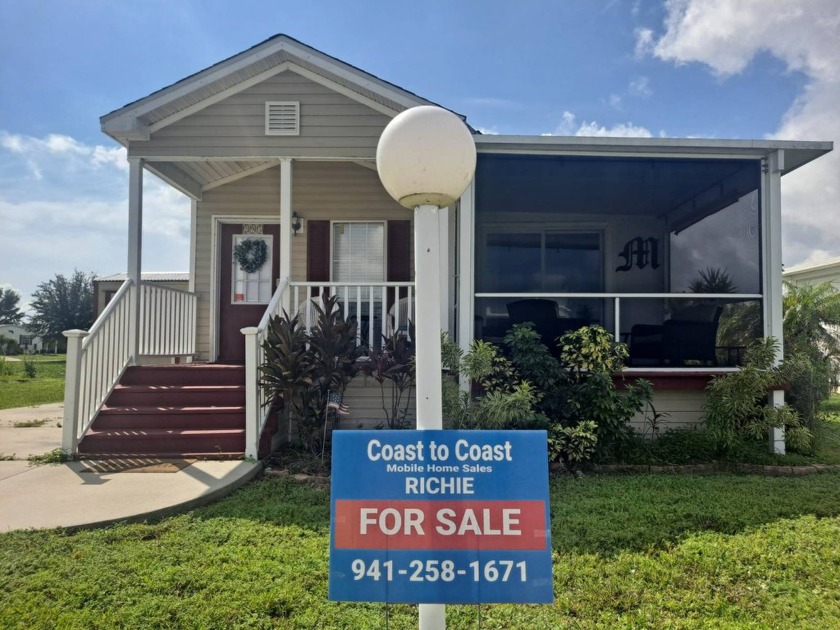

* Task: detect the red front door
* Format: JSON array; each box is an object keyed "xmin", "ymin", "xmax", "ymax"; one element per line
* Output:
[{"xmin": 218, "ymin": 223, "xmax": 281, "ymax": 363}]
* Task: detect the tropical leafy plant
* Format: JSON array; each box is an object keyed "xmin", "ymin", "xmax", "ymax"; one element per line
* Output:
[
  {"xmin": 782, "ymin": 281, "xmax": 840, "ymax": 428},
  {"xmin": 358, "ymin": 328, "xmax": 415, "ymax": 429},
  {"xmin": 505, "ymin": 323, "xmax": 651, "ymax": 460},
  {"xmin": 260, "ymin": 295, "xmax": 362, "ymax": 454},
  {"xmin": 689, "ymin": 267, "xmax": 737, "ymax": 294},
  {"xmin": 440, "ymin": 333, "xmax": 545, "ymax": 431},
  {"xmin": 704, "ymin": 337, "xmax": 812, "ymax": 453}
]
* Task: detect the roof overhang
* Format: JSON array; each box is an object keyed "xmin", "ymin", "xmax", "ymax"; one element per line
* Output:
[{"xmin": 474, "ymin": 135, "xmax": 833, "ymax": 175}]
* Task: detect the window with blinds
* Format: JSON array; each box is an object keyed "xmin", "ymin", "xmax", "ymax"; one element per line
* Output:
[{"xmin": 332, "ymin": 222, "xmax": 385, "ymax": 296}]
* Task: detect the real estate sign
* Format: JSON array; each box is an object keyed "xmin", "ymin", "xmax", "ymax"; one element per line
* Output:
[{"xmin": 328, "ymin": 430, "xmax": 553, "ymax": 603}]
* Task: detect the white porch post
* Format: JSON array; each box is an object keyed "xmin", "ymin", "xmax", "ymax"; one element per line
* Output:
[
  {"xmin": 127, "ymin": 158, "xmax": 144, "ymax": 365},
  {"xmin": 763, "ymin": 150, "xmax": 785, "ymax": 454},
  {"xmin": 242, "ymin": 326, "xmax": 260, "ymax": 459},
  {"xmin": 61, "ymin": 329, "xmax": 88, "ymax": 454},
  {"xmin": 279, "ymin": 158, "xmax": 293, "ymax": 314},
  {"xmin": 456, "ymin": 181, "xmax": 475, "ymax": 392}
]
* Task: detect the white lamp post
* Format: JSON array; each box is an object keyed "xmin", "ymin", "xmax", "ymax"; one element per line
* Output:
[{"xmin": 377, "ymin": 106, "xmax": 476, "ymax": 630}]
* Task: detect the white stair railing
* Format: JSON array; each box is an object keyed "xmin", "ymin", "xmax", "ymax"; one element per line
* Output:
[
  {"xmin": 62, "ymin": 280, "xmax": 134, "ymax": 454},
  {"xmin": 242, "ymin": 277, "xmax": 290, "ymax": 459},
  {"xmin": 62, "ymin": 280, "xmax": 199, "ymax": 455}
]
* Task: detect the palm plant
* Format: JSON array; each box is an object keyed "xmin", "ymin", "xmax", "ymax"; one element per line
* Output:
[
  {"xmin": 783, "ymin": 281, "xmax": 840, "ymax": 427},
  {"xmin": 689, "ymin": 267, "xmax": 737, "ymax": 294}
]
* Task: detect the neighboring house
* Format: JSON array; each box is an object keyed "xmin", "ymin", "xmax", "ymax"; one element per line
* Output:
[
  {"xmin": 0, "ymin": 325, "xmax": 44, "ymax": 354},
  {"xmin": 61, "ymin": 34, "xmax": 833, "ymax": 460},
  {"xmin": 94, "ymin": 272, "xmax": 190, "ymax": 318},
  {"xmin": 783, "ymin": 257, "xmax": 840, "ymax": 288}
]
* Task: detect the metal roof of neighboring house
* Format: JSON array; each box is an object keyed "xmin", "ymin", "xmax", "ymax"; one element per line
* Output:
[
  {"xmin": 784, "ymin": 257, "xmax": 840, "ymax": 279},
  {"xmin": 96, "ymin": 272, "xmax": 190, "ymax": 282}
]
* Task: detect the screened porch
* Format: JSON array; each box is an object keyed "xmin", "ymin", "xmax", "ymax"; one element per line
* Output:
[{"xmin": 472, "ymin": 153, "xmax": 766, "ymax": 368}]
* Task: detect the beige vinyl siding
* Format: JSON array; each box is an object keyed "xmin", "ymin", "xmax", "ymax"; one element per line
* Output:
[
  {"xmin": 130, "ymin": 71, "xmax": 392, "ymax": 160},
  {"xmin": 290, "ymin": 161, "xmax": 412, "ymax": 282},
  {"xmin": 342, "ymin": 376, "xmax": 417, "ymax": 429},
  {"xmin": 628, "ymin": 390, "xmax": 707, "ymax": 433}
]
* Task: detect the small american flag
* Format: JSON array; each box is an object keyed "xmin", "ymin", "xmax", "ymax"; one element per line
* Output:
[{"xmin": 327, "ymin": 391, "xmax": 350, "ymax": 415}]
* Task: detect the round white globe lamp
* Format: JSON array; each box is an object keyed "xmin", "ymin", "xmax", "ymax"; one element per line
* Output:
[{"xmin": 377, "ymin": 106, "xmax": 476, "ymax": 630}]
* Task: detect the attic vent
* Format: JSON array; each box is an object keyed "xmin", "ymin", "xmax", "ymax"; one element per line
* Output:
[{"xmin": 265, "ymin": 101, "xmax": 300, "ymax": 136}]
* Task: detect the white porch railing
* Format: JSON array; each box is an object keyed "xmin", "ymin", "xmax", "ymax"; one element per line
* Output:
[
  {"xmin": 289, "ymin": 281, "xmax": 415, "ymax": 344},
  {"xmin": 139, "ymin": 282, "xmax": 197, "ymax": 355},
  {"xmin": 62, "ymin": 280, "xmax": 197, "ymax": 454},
  {"xmin": 242, "ymin": 277, "xmax": 290, "ymax": 460},
  {"xmin": 474, "ymin": 291, "xmax": 762, "ymax": 370}
]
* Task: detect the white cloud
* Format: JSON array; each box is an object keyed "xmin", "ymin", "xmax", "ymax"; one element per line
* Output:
[
  {"xmin": 0, "ymin": 132, "xmax": 190, "ymax": 304},
  {"xmin": 548, "ymin": 111, "xmax": 654, "ymax": 138},
  {"xmin": 628, "ymin": 76, "xmax": 653, "ymax": 98},
  {"xmin": 638, "ymin": 0, "xmax": 840, "ymax": 266}
]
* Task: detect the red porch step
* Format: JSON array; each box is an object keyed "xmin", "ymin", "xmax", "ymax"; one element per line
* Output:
[{"xmin": 78, "ymin": 364, "xmax": 276, "ymax": 460}]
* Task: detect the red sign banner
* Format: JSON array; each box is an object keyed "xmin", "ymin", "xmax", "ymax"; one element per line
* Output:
[{"xmin": 334, "ymin": 499, "xmax": 547, "ymax": 550}]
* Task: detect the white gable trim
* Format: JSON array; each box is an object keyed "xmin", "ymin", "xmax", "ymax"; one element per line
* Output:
[
  {"xmin": 144, "ymin": 61, "xmax": 400, "ymax": 136},
  {"xmin": 105, "ymin": 37, "xmax": 422, "ymax": 139},
  {"xmin": 147, "ymin": 62, "xmax": 291, "ymax": 134},
  {"xmin": 288, "ymin": 63, "xmax": 401, "ymax": 117}
]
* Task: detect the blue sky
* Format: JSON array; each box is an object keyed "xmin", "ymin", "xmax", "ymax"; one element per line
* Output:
[{"xmin": 1, "ymin": 0, "xmax": 838, "ymax": 308}]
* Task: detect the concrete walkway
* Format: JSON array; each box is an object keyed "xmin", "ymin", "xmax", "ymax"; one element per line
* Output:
[{"xmin": 0, "ymin": 403, "xmax": 261, "ymax": 532}]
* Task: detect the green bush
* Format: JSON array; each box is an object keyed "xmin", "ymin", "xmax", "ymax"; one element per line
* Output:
[
  {"xmin": 505, "ymin": 323, "xmax": 652, "ymax": 461},
  {"xmin": 21, "ymin": 356, "xmax": 37, "ymax": 379},
  {"xmin": 704, "ymin": 337, "xmax": 812, "ymax": 454}
]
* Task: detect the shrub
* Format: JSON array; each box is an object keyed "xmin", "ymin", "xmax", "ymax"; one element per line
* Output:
[
  {"xmin": 440, "ymin": 334, "xmax": 545, "ymax": 430},
  {"xmin": 21, "ymin": 356, "xmax": 37, "ymax": 379},
  {"xmin": 704, "ymin": 337, "xmax": 812, "ymax": 454},
  {"xmin": 505, "ymin": 323, "xmax": 652, "ymax": 460}
]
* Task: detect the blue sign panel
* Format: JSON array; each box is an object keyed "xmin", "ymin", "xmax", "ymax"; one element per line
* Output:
[{"xmin": 328, "ymin": 430, "xmax": 553, "ymax": 604}]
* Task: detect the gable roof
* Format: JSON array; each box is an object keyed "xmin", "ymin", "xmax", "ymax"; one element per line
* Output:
[{"xmin": 101, "ymin": 34, "xmax": 469, "ymax": 144}]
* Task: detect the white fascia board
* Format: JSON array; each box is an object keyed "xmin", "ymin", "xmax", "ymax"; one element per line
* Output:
[
  {"xmin": 784, "ymin": 256, "xmax": 840, "ymax": 276},
  {"xmin": 279, "ymin": 41, "xmax": 428, "ymax": 110},
  {"xmin": 287, "ymin": 63, "xmax": 400, "ymax": 117}
]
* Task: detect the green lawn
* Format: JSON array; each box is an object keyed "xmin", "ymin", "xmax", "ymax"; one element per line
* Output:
[
  {"xmin": 2, "ymin": 473, "xmax": 839, "ymax": 629},
  {"xmin": 0, "ymin": 355, "xmax": 65, "ymax": 410}
]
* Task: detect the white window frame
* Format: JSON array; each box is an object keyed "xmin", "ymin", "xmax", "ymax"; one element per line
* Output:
[{"xmin": 231, "ymin": 233, "xmax": 274, "ymax": 305}]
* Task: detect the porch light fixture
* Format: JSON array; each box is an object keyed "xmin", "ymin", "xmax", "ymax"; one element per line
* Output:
[
  {"xmin": 376, "ymin": 106, "xmax": 476, "ymax": 630},
  {"xmin": 291, "ymin": 211, "xmax": 303, "ymax": 235}
]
